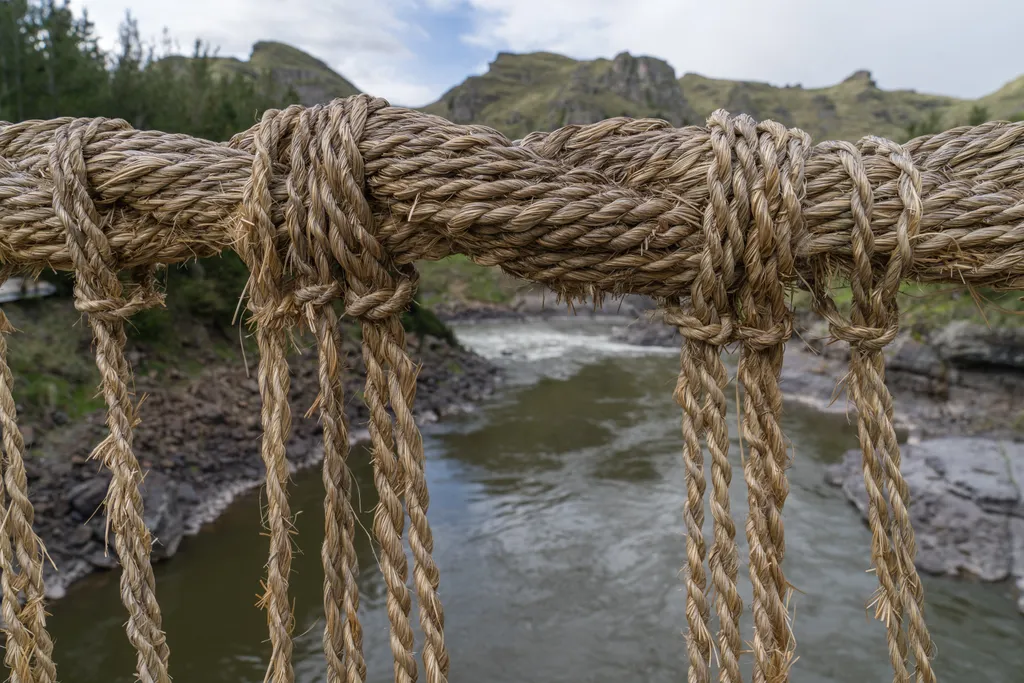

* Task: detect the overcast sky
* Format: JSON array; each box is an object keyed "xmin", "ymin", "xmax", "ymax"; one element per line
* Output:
[{"xmin": 68, "ymin": 0, "xmax": 1023, "ymax": 108}]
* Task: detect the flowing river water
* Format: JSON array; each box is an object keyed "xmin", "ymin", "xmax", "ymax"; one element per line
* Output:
[{"xmin": 47, "ymin": 319, "xmax": 1024, "ymax": 682}]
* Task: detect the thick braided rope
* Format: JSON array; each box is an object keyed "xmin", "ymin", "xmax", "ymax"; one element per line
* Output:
[
  {"xmin": 3, "ymin": 110, "xmax": 1024, "ymax": 294},
  {"xmin": 46, "ymin": 118, "xmax": 170, "ymax": 683},
  {"xmin": 230, "ymin": 96, "xmax": 449, "ymax": 683},
  {"xmin": 729, "ymin": 114, "xmax": 807, "ymax": 682},
  {"xmin": 237, "ymin": 107, "xmax": 299, "ymax": 683},
  {"xmin": 270, "ymin": 103, "xmax": 368, "ymax": 683},
  {"xmin": 6, "ymin": 99, "xmax": 1022, "ymax": 681},
  {"xmin": 0, "ymin": 306, "xmax": 56, "ymax": 683},
  {"xmin": 810, "ymin": 138, "xmax": 936, "ymax": 683}
]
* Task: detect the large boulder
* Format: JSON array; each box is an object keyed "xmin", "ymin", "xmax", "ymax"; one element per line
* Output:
[{"xmin": 826, "ymin": 437, "xmax": 1024, "ymax": 613}]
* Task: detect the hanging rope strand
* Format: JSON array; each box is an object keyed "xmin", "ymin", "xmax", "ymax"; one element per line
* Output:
[
  {"xmin": 48, "ymin": 118, "xmax": 170, "ymax": 683},
  {"xmin": 810, "ymin": 135, "xmax": 937, "ymax": 682},
  {"xmin": 1, "ymin": 98, "xmax": 1003, "ymax": 683},
  {"xmin": 0, "ymin": 306, "xmax": 57, "ymax": 683},
  {"xmin": 238, "ymin": 107, "xmax": 298, "ymax": 683}
]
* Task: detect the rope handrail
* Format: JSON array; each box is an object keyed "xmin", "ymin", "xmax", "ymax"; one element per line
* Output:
[
  {"xmin": 3, "ymin": 98, "xmax": 1024, "ymax": 293},
  {"xmin": 1, "ymin": 93, "xmax": 1021, "ymax": 683}
]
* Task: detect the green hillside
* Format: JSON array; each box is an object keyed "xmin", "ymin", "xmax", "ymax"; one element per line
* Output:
[
  {"xmin": 165, "ymin": 41, "xmax": 1024, "ymax": 142},
  {"xmin": 679, "ymin": 69, "xmax": 963, "ymax": 141},
  {"xmin": 422, "ymin": 51, "xmax": 696, "ymax": 140},
  {"xmin": 419, "ymin": 51, "xmax": 1024, "ymax": 142},
  {"xmin": 161, "ymin": 41, "xmax": 360, "ymax": 108}
]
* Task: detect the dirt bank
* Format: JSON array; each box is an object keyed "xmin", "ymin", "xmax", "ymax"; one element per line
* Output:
[{"xmin": 24, "ymin": 332, "xmax": 501, "ymax": 599}]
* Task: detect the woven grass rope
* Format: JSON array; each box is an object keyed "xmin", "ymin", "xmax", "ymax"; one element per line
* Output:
[{"xmin": 3, "ymin": 93, "xmax": 1024, "ymax": 682}]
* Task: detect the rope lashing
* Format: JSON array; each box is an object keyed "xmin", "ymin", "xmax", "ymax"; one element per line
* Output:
[{"xmin": 1, "ymin": 95, "xmax": 1020, "ymax": 681}]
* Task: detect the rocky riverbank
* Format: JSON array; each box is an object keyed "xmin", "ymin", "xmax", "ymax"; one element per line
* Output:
[
  {"xmin": 26, "ymin": 333, "xmax": 501, "ymax": 600},
  {"xmin": 438, "ymin": 288, "xmax": 1024, "ymax": 613},
  {"xmin": 825, "ymin": 438, "xmax": 1024, "ymax": 614}
]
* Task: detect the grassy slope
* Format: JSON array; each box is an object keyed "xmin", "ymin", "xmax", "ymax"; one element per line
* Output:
[
  {"xmin": 161, "ymin": 41, "xmax": 360, "ymax": 107},
  {"xmin": 424, "ymin": 51, "xmax": 1024, "ymax": 142},
  {"xmin": 423, "ymin": 52, "xmax": 691, "ymax": 140},
  {"xmin": 247, "ymin": 41, "xmax": 360, "ymax": 104},
  {"xmin": 679, "ymin": 71, "xmax": 963, "ymax": 141}
]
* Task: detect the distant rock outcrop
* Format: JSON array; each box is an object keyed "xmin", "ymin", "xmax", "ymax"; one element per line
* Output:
[
  {"xmin": 177, "ymin": 40, "xmax": 1024, "ymax": 142},
  {"xmin": 826, "ymin": 437, "xmax": 1024, "ymax": 614},
  {"xmin": 424, "ymin": 51, "xmax": 696, "ymax": 139}
]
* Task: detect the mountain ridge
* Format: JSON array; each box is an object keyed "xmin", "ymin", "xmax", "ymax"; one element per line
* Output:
[{"xmin": 204, "ymin": 41, "xmax": 1024, "ymax": 142}]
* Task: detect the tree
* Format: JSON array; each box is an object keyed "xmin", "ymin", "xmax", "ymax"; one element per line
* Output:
[
  {"xmin": 904, "ymin": 110, "xmax": 944, "ymax": 142},
  {"xmin": 967, "ymin": 104, "xmax": 990, "ymax": 126}
]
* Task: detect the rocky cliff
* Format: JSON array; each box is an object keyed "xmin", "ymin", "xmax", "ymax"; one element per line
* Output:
[
  {"xmin": 423, "ymin": 51, "xmax": 696, "ymax": 138},
  {"xmin": 200, "ymin": 41, "xmax": 360, "ymax": 107},
  {"xmin": 196, "ymin": 41, "xmax": 1024, "ymax": 143}
]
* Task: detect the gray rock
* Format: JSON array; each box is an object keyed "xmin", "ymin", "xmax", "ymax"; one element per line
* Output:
[
  {"xmin": 609, "ymin": 321, "xmax": 679, "ymax": 347},
  {"xmin": 68, "ymin": 476, "xmax": 111, "ymax": 518},
  {"xmin": 932, "ymin": 320, "xmax": 1024, "ymax": 371},
  {"xmin": 826, "ymin": 437, "xmax": 1024, "ymax": 605},
  {"xmin": 141, "ymin": 472, "xmax": 184, "ymax": 561},
  {"xmin": 1012, "ymin": 518, "xmax": 1024, "ymax": 614},
  {"xmin": 887, "ymin": 335, "xmax": 946, "ymax": 380},
  {"xmin": 176, "ymin": 482, "xmax": 199, "ymax": 506}
]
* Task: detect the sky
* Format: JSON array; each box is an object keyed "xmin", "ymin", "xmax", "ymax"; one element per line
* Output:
[{"xmin": 68, "ymin": 0, "xmax": 1024, "ymax": 109}]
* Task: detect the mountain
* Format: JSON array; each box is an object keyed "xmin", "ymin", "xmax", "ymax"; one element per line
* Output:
[
  {"xmin": 422, "ymin": 51, "xmax": 697, "ymax": 139},
  {"xmin": 170, "ymin": 41, "xmax": 360, "ymax": 107},
  {"xmin": 423, "ymin": 51, "xmax": 1024, "ymax": 142},
  {"xmin": 189, "ymin": 41, "xmax": 1024, "ymax": 142},
  {"xmin": 678, "ymin": 69, "xmax": 962, "ymax": 141}
]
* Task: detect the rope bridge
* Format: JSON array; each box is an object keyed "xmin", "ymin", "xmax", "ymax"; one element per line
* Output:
[{"xmin": 1, "ymin": 94, "xmax": 1023, "ymax": 683}]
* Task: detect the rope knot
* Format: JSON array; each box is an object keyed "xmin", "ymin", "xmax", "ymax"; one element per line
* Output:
[
  {"xmin": 46, "ymin": 117, "xmax": 166, "ymax": 324},
  {"xmin": 660, "ymin": 307, "xmax": 734, "ymax": 346},
  {"xmin": 343, "ymin": 268, "xmax": 417, "ymax": 322},
  {"xmin": 75, "ymin": 285, "xmax": 165, "ymax": 324},
  {"xmin": 810, "ymin": 137, "xmax": 921, "ymax": 354},
  {"xmin": 661, "ymin": 111, "xmax": 810, "ymax": 349},
  {"xmin": 231, "ymin": 95, "xmax": 421, "ymax": 330}
]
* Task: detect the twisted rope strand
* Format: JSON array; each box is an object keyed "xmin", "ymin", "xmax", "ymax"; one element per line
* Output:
[
  {"xmin": 314, "ymin": 310, "xmax": 367, "ymax": 683},
  {"xmin": 865, "ymin": 139, "xmax": 936, "ymax": 683},
  {"xmin": 732, "ymin": 117, "xmax": 804, "ymax": 681},
  {"xmin": 48, "ymin": 118, "xmax": 170, "ymax": 683},
  {"xmin": 674, "ymin": 336, "xmax": 712, "ymax": 683},
  {"xmin": 701, "ymin": 343, "xmax": 742, "ymax": 683},
  {"xmin": 288, "ymin": 106, "xmax": 369, "ymax": 683},
  {"xmin": 3, "ymin": 107, "xmax": 1024, "ymax": 295},
  {"xmin": 810, "ymin": 136, "xmax": 939, "ymax": 683},
  {"xmin": 239, "ymin": 107, "xmax": 297, "ymax": 683},
  {"xmin": 318, "ymin": 97, "xmax": 421, "ymax": 683},
  {"xmin": 2, "ymin": 98, "xmax": 1005, "ymax": 683},
  {"xmin": 0, "ymin": 308, "xmax": 56, "ymax": 683},
  {"xmin": 361, "ymin": 325, "xmax": 416, "ymax": 683},
  {"xmin": 384, "ymin": 315, "xmax": 449, "ymax": 683}
]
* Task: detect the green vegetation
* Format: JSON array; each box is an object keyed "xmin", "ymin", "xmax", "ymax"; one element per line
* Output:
[
  {"xmin": 417, "ymin": 256, "xmax": 519, "ymax": 308},
  {"xmin": 3, "ymin": 298, "xmax": 103, "ymax": 421},
  {"xmin": 681, "ymin": 69, "xmax": 960, "ymax": 142},
  {"xmin": 0, "ymin": 1, "xmax": 434, "ymax": 426},
  {"xmin": 423, "ymin": 51, "xmax": 695, "ymax": 139},
  {"xmin": 793, "ymin": 282, "xmax": 1024, "ymax": 334}
]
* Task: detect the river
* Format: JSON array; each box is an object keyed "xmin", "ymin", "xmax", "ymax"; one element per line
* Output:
[{"xmin": 47, "ymin": 319, "xmax": 1024, "ymax": 682}]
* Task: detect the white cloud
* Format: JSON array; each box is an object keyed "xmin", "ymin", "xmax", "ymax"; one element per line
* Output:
[
  {"xmin": 454, "ymin": 0, "xmax": 1024, "ymax": 99},
  {"xmin": 69, "ymin": 0, "xmax": 1024, "ymax": 108},
  {"xmin": 70, "ymin": 0, "xmax": 447, "ymax": 106}
]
